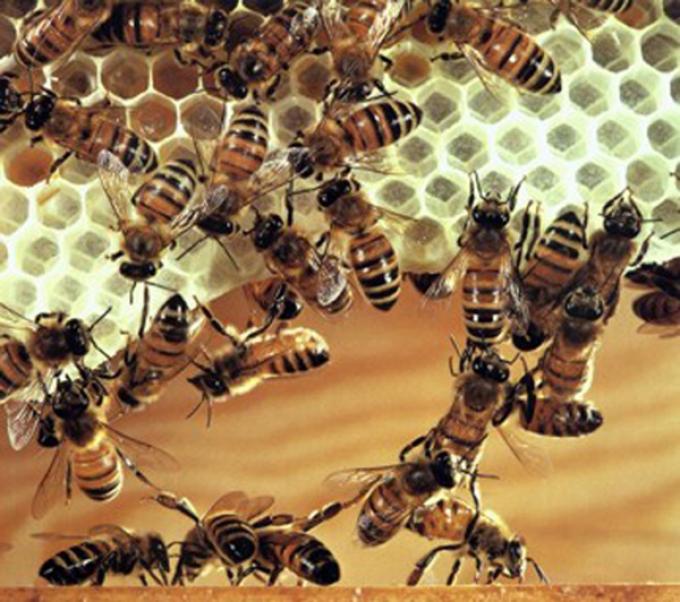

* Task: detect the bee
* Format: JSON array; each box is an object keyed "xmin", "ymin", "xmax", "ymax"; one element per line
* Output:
[
  {"xmin": 427, "ymin": 1, "xmax": 561, "ymax": 95},
  {"xmin": 513, "ymin": 203, "xmax": 590, "ymax": 351},
  {"xmin": 90, "ymin": 2, "xmax": 230, "ymax": 62},
  {"xmin": 289, "ymin": 98, "xmax": 423, "ymax": 180},
  {"xmin": 23, "ymin": 91, "xmax": 158, "ymax": 176},
  {"xmin": 187, "ymin": 302, "xmax": 330, "ymax": 424},
  {"xmin": 107, "ymin": 294, "xmax": 205, "ymax": 417},
  {"xmin": 153, "ymin": 490, "xmax": 271, "ymax": 585},
  {"xmin": 12, "ymin": 0, "xmax": 113, "ymax": 70},
  {"xmin": 315, "ymin": 0, "xmax": 413, "ymax": 102},
  {"xmin": 426, "ymin": 172, "xmax": 529, "ymax": 357},
  {"xmin": 626, "ymin": 257, "xmax": 680, "ymax": 297},
  {"xmin": 213, "ymin": 1, "xmax": 321, "ymax": 100},
  {"xmin": 249, "ymin": 213, "xmax": 354, "ymax": 317},
  {"xmin": 515, "ymin": 286, "xmax": 605, "ymax": 437},
  {"xmin": 32, "ymin": 374, "xmax": 178, "ymax": 519},
  {"xmin": 318, "ymin": 176, "xmax": 413, "ymax": 311},
  {"xmin": 35, "ymin": 525, "xmax": 170, "ymax": 587},
  {"xmin": 568, "ymin": 188, "xmax": 649, "ymax": 322},
  {"xmin": 0, "ymin": 305, "xmax": 111, "ymax": 451},
  {"xmin": 243, "ymin": 278, "xmax": 305, "ymax": 323},
  {"xmin": 406, "ymin": 497, "xmax": 547, "ymax": 585},
  {"xmin": 326, "ymin": 452, "xmax": 469, "ymax": 547}
]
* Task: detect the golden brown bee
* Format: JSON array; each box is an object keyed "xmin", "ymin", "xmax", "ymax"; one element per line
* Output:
[
  {"xmin": 243, "ymin": 279, "xmax": 306, "ymax": 323},
  {"xmin": 35, "ymin": 525, "xmax": 170, "ymax": 587},
  {"xmin": 513, "ymin": 204, "xmax": 590, "ymax": 351},
  {"xmin": 289, "ymin": 98, "xmax": 423, "ymax": 180},
  {"xmin": 90, "ymin": 1, "xmax": 230, "ymax": 61},
  {"xmin": 326, "ymin": 452, "xmax": 468, "ymax": 547},
  {"xmin": 427, "ymin": 172, "xmax": 529, "ymax": 355},
  {"xmin": 316, "ymin": 0, "xmax": 414, "ymax": 101},
  {"xmin": 249, "ymin": 213, "xmax": 354, "ymax": 317},
  {"xmin": 516, "ymin": 286, "xmax": 605, "ymax": 437},
  {"xmin": 406, "ymin": 497, "xmax": 547, "ymax": 585},
  {"xmin": 568, "ymin": 188, "xmax": 649, "ymax": 322},
  {"xmin": 13, "ymin": 0, "xmax": 113, "ymax": 70},
  {"xmin": 32, "ymin": 374, "xmax": 178, "ymax": 519},
  {"xmin": 0, "ymin": 305, "xmax": 110, "ymax": 451},
  {"xmin": 318, "ymin": 176, "xmax": 413, "ymax": 311},
  {"xmin": 153, "ymin": 490, "xmax": 271, "ymax": 585},
  {"xmin": 107, "ymin": 294, "xmax": 205, "ymax": 417},
  {"xmin": 187, "ymin": 302, "xmax": 330, "ymax": 424},
  {"xmin": 427, "ymin": 1, "xmax": 561, "ymax": 95},
  {"xmin": 23, "ymin": 92, "xmax": 158, "ymax": 176}
]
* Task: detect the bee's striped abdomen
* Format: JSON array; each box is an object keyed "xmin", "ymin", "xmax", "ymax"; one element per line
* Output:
[
  {"xmin": 358, "ymin": 481, "xmax": 408, "ymax": 546},
  {"xmin": 39, "ymin": 539, "xmax": 113, "ymax": 586},
  {"xmin": 343, "ymin": 100, "xmax": 423, "ymax": 153},
  {"xmin": 350, "ymin": 230, "xmax": 401, "ymax": 311},
  {"xmin": 462, "ymin": 267, "xmax": 509, "ymax": 346},
  {"xmin": 0, "ymin": 339, "xmax": 32, "ymax": 400},
  {"xmin": 72, "ymin": 440, "xmax": 123, "ymax": 503},
  {"xmin": 521, "ymin": 396, "xmax": 603, "ymax": 437}
]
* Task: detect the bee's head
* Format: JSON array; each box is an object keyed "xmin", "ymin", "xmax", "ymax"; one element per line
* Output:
[
  {"xmin": 318, "ymin": 178, "xmax": 352, "ymax": 208},
  {"xmin": 252, "ymin": 214, "xmax": 284, "ymax": 250},
  {"xmin": 430, "ymin": 451, "xmax": 458, "ymax": 489},
  {"xmin": 205, "ymin": 10, "xmax": 229, "ymax": 47},
  {"xmin": 188, "ymin": 371, "xmax": 228, "ymax": 399},
  {"xmin": 24, "ymin": 93, "xmax": 55, "ymax": 131},
  {"xmin": 217, "ymin": 67, "xmax": 248, "ymax": 100},
  {"xmin": 505, "ymin": 537, "xmax": 527, "ymax": 579},
  {"xmin": 64, "ymin": 319, "xmax": 90, "ymax": 357},
  {"xmin": 564, "ymin": 286, "xmax": 605, "ymax": 321},
  {"xmin": 603, "ymin": 191, "xmax": 642, "ymax": 239},
  {"xmin": 471, "ymin": 349, "xmax": 510, "ymax": 383},
  {"xmin": 472, "ymin": 197, "xmax": 511, "ymax": 230},
  {"xmin": 53, "ymin": 378, "xmax": 90, "ymax": 420},
  {"xmin": 120, "ymin": 261, "xmax": 157, "ymax": 281}
]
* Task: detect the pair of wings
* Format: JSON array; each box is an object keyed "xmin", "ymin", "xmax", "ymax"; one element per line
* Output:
[
  {"xmin": 31, "ymin": 420, "xmax": 179, "ymax": 520},
  {"xmin": 204, "ymin": 491, "xmax": 275, "ymax": 524},
  {"xmin": 32, "ymin": 523, "xmax": 135, "ymax": 544}
]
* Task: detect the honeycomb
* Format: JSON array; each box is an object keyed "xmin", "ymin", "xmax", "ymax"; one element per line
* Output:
[{"xmin": 0, "ymin": 0, "xmax": 676, "ymax": 357}]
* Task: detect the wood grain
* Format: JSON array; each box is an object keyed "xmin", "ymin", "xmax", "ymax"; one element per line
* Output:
[{"xmin": 0, "ymin": 285, "xmax": 678, "ymax": 586}]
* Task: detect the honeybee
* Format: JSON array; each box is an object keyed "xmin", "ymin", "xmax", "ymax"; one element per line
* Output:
[
  {"xmin": 91, "ymin": 2, "xmax": 230, "ymax": 62},
  {"xmin": 406, "ymin": 497, "xmax": 547, "ymax": 585},
  {"xmin": 32, "ymin": 374, "xmax": 178, "ymax": 519},
  {"xmin": 315, "ymin": 0, "xmax": 413, "ymax": 102},
  {"xmin": 0, "ymin": 305, "xmax": 111, "ymax": 451},
  {"xmin": 626, "ymin": 257, "xmax": 680, "ymax": 297},
  {"xmin": 289, "ymin": 98, "xmax": 423, "ymax": 180},
  {"xmin": 326, "ymin": 452, "xmax": 469, "ymax": 547},
  {"xmin": 627, "ymin": 258, "xmax": 680, "ymax": 337},
  {"xmin": 513, "ymin": 204, "xmax": 590, "ymax": 351},
  {"xmin": 568, "ymin": 188, "xmax": 649, "ymax": 322},
  {"xmin": 318, "ymin": 176, "xmax": 413, "ymax": 311},
  {"xmin": 427, "ymin": 1, "xmax": 561, "ymax": 95},
  {"xmin": 107, "ymin": 293, "xmax": 205, "ymax": 417},
  {"xmin": 12, "ymin": 0, "xmax": 113, "ymax": 70},
  {"xmin": 153, "ymin": 490, "xmax": 270, "ymax": 585},
  {"xmin": 35, "ymin": 525, "xmax": 170, "ymax": 586},
  {"xmin": 243, "ymin": 279, "xmax": 306, "ymax": 323},
  {"xmin": 24, "ymin": 91, "xmax": 158, "ymax": 176},
  {"xmin": 187, "ymin": 302, "xmax": 330, "ymax": 424},
  {"xmin": 516, "ymin": 286, "xmax": 605, "ymax": 437},
  {"xmin": 249, "ymin": 213, "xmax": 354, "ymax": 317},
  {"xmin": 426, "ymin": 172, "xmax": 528, "ymax": 356}
]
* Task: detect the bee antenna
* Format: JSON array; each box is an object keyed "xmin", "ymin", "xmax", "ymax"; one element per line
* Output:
[
  {"xmin": 0, "ymin": 302, "xmax": 32, "ymax": 324},
  {"xmin": 213, "ymin": 236, "xmax": 240, "ymax": 271},
  {"xmin": 88, "ymin": 306, "xmax": 112, "ymax": 332},
  {"xmin": 528, "ymin": 557, "xmax": 549, "ymax": 583},
  {"xmin": 661, "ymin": 227, "xmax": 680, "ymax": 239},
  {"xmin": 147, "ymin": 281, "xmax": 177, "ymax": 294}
]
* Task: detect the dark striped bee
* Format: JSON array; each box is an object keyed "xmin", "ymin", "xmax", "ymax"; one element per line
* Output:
[
  {"xmin": 568, "ymin": 188, "xmax": 649, "ymax": 323},
  {"xmin": 516, "ymin": 285, "xmax": 605, "ymax": 438},
  {"xmin": 318, "ymin": 176, "xmax": 413, "ymax": 311},
  {"xmin": 243, "ymin": 279, "xmax": 305, "ymax": 323},
  {"xmin": 35, "ymin": 525, "xmax": 169, "ymax": 587},
  {"xmin": 289, "ymin": 98, "xmax": 423, "ymax": 180},
  {"xmin": 407, "ymin": 497, "xmax": 547, "ymax": 585},
  {"xmin": 153, "ymin": 490, "xmax": 270, "ymax": 585},
  {"xmin": 12, "ymin": 0, "xmax": 113, "ymax": 70},
  {"xmin": 90, "ymin": 1, "xmax": 230, "ymax": 62},
  {"xmin": 427, "ymin": 0, "xmax": 561, "ymax": 95},
  {"xmin": 426, "ymin": 172, "xmax": 529, "ymax": 357},
  {"xmin": 0, "ymin": 304, "xmax": 110, "ymax": 451},
  {"xmin": 315, "ymin": 0, "xmax": 414, "ymax": 102},
  {"xmin": 626, "ymin": 257, "xmax": 680, "ymax": 295},
  {"xmin": 187, "ymin": 302, "xmax": 330, "ymax": 424},
  {"xmin": 249, "ymin": 213, "xmax": 354, "ymax": 318},
  {"xmin": 23, "ymin": 91, "xmax": 158, "ymax": 176},
  {"xmin": 32, "ymin": 374, "xmax": 178, "ymax": 519},
  {"xmin": 106, "ymin": 293, "xmax": 205, "ymax": 418},
  {"xmin": 513, "ymin": 204, "xmax": 589, "ymax": 351},
  {"xmin": 326, "ymin": 452, "xmax": 468, "ymax": 547}
]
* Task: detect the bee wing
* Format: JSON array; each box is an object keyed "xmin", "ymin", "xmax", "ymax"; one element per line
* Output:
[
  {"xmin": 247, "ymin": 149, "xmax": 296, "ymax": 200},
  {"xmin": 496, "ymin": 424, "xmax": 553, "ymax": 478},
  {"xmin": 377, "ymin": 206, "xmax": 418, "ymax": 237},
  {"xmin": 504, "ymin": 255, "xmax": 530, "ymax": 336},
  {"xmin": 424, "ymin": 249, "xmax": 468, "ymax": 301},
  {"xmin": 31, "ymin": 445, "xmax": 70, "ymax": 520},
  {"xmin": 88, "ymin": 524, "xmax": 134, "ymax": 542},
  {"xmin": 315, "ymin": 255, "xmax": 349, "ymax": 308},
  {"xmin": 97, "ymin": 149, "xmax": 137, "ymax": 226},
  {"xmin": 5, "ymin": 397, "xmax": 42, "ymax": 451},
  {"xmin": 317, "ymin": 0, "xmax": 343, "ymax": 40},
  {"xmin": 204, "ymin": 491, "xmax": 249, "ymax": 519},
  {"xmin": 102, "ymin": 423, "xmax": 180, "ymax": 473},
  {"xmin": 325, "ymin": 463, "xmax": 402, "ymax": 488},
  {"xmin": 235, "ymin": 495, "xmax": 276, "ymax": 521},
  {"xmin": 637, "ymin": 321, "xmax": 680, "ymax": 338},
  {"xmin": 366, "ymin": 0, "xmax": 409, "ymax": 57},
  {"xmin": 31, "ymin": 532, "xmax": 88, "ymax": 541}
]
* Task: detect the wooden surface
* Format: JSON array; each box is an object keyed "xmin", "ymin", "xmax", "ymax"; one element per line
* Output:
[{"xmin": 0, "ymin": 285, "xmax": 679, "ymax": 586}]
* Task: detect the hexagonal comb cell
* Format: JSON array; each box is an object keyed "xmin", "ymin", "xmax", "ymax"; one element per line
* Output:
[
  {"xmin": 181, "ymin": 96, "xmax": 225, "ymax": 140},
  {"xmin": 0, "ymin": 0, "xmax": 36, "ymax": 19},
  {"xmin": 4, "ymin": 146, "xmax": 52, "ymax": 187},
  {"xmin": 641, "ymin": 24, "xmax": 679, "ymax": 73},
  {"xmin": 0, "ymin": 15, "xmax": 15, "ymax": 57},
  {"xmin": 446, "ymin": 128, "xmax": 488, "ymax": 172},
  {"xmin": 626, "ymin": 156, "xmax": 668, "ymax": 202},
  {"xmin": 546, "ymin": 120, "xmax": 587, "ymax": 162},
  {"xmin": 620, "ymin": 69, "xmax": 661, "ymax": 115},
  {"xmin": 102, "ymin": 50, "xmax": 150, "ymax": 100},
  {"xmin": 131, "ymin": 94, "xmax": 178, "ymax": 143},
  {"xmin": 0, "ymin": 185, "xmax": 27, "ymax": 234},
  {"xmin": 647, "ymin": 115, "xmax": 678, "ymax": 159},
  {"xmin": 592, "ymin": 28, "xmax": 637, "ymax": 73},
  {"xmin": 596, "ymin": 116, "xmax": 639, "ymax": 159},
  {"xmin": 37, "ymin": 185, "xmax": 82, "ymax": 230},
  {"xmin": 293, "ymin": 56, "xmax": 331, "ymax": 102},
  {"xmin": 390, "ymin": 51, "xmax": 431, "ymax": 89},
  {"xmin": 152, "ymin": 52, "xmax": 200, "ymax": 101},
  {"xmin": 19, "ymin": 230, "xmax": 59, "ymax": 277},
  {"xmin": 496, "ymin": 126, "xmax": 537, "ymax": 166},
  {"xmin": 52, "ymin": 55, "xmax": 98, "ymax": 99}
]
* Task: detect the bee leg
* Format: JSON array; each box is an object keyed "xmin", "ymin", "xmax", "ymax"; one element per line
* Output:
[
  {"xmin": 92, "ymin": 564, "xmax": 106, "ymax": 586},
  {"xmin": 472, "ymin": 553, "xmax": 483, "ymax": 584},
  {"xmin": 528, "ymin": 557, "xmax": 549, "ymax": 583},
  {"xmin": 445, "ymin": 559, "xmax": 462, "ymax": 586},
  {"xmin": 193, "ymin": 298, "xmax": 240, "ymax": 345},
  {"xmin": 407, "ymin": 544, "xmax": 464, "ymax": 586},
  {"xmin": 315, "ymin": 231, "xmax": 331, "ymax": 257},
  {"xmin": 378, "ymin": 54, "xmax": 394, "ymax": 70},
  {"xmin": 265, "ymin": 74, "xmax": 282, "ymax": 101},
  {"xmin": 487, "ymin": 565, "xmax": 502, "ymax": 584},
  {"xmin": 47, "ymin": 151, "xmax": 73, "ymax": 181},
  {"xmin": 430, "ymin": 51, "xmax": 465, "ymax": 64},
  {"xmin": 297, "ymin": 501, "xmax": 345, "ymax": 532},
  {"xmin": 630, "ymin": 233, "xmax": 652, "ymax": 268},
  {"xmin": 116, "ymin": 449, "xmax": 160, "ymax": 490},
  {"xmin": 266, "ymin": 565, "xmax": 282, "ymax": 586},
  {"xmin": 398, "ymin": 433, "xmax": 429, "ymax": 462},
  {"xmin": 29, "ymin": 135, "xmax": 44, "ymax": 146},
  {"xmin": 139, "ymin": 574, "xmax": 149, "ymax": 587}
]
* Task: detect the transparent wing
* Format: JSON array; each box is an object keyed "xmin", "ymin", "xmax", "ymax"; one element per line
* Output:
[
  {"xmin": 315, "ymin": 255, "xmax": 348, "ymax": 308},
  {"xmin": 5, "ymin": 396, "xmax": 43, "ymax": 451},
  {"xmin": 246, "ymin": 149, "xmax": 296, "ymax": 200},
  {"xmin": 425, "ymin": 249, "xmax": 468, "ymax": 300},
  {"xmin": 505, "ymin": 257, "xmax": 530, "ymax": 336},
  {"xmin": 325, "ymin": 463, "xmax": 403, "ymax": 488},
  {"xmin": 637, "ymin": 321, "xmax": 680, "ymax": 338},
  {"xmin": 97, "ymin": 149, "xmax": 135, "ymax": 225},
  {"xmin": 0, "ymin": 302, "xmax": 37, "ymax": 331},
  {"xmin": 317, "ymin": 0, "xmax": 343, "ymax": 41},
  {"xmin": 88, "ymin": 524, "xmax": 134, "ymax": 542},
  {"xmin": 235, "ymin": 495, "xmax": 276, "ymax": 521},
  {"xmin": 497, "ymin": 424, "xmax": 553, "ymax": 478},
  {"xmin": 31, "ymin": 445, "xmax": 70, "ymax": 519},
  {"xmin": 377, "ymin": 206, "xmax": 418, "ymax": 237},
  {"xmin": 102, "ymin": 423, "xmax": 180, "ymax": 473},
  {"xmin": 32, "ymin": 531, "xmax": 88, "ymax": 541},
  {"xmin": 204, "ymin": 491, "xmax": 249, "ymax": 519},
  {"xmin": 366, "ymin": 0, "xmax": 408, "ymax": 57}
]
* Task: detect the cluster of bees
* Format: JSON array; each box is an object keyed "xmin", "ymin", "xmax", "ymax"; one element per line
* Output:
[{"xmin": 0, "ymin": 0, "xmax": 675, "ymax": 590}]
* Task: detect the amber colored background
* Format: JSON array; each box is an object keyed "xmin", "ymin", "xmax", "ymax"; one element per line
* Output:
[{"xmin": 0, "ymin": 283, "xmax": 678, "ymax": 586}]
